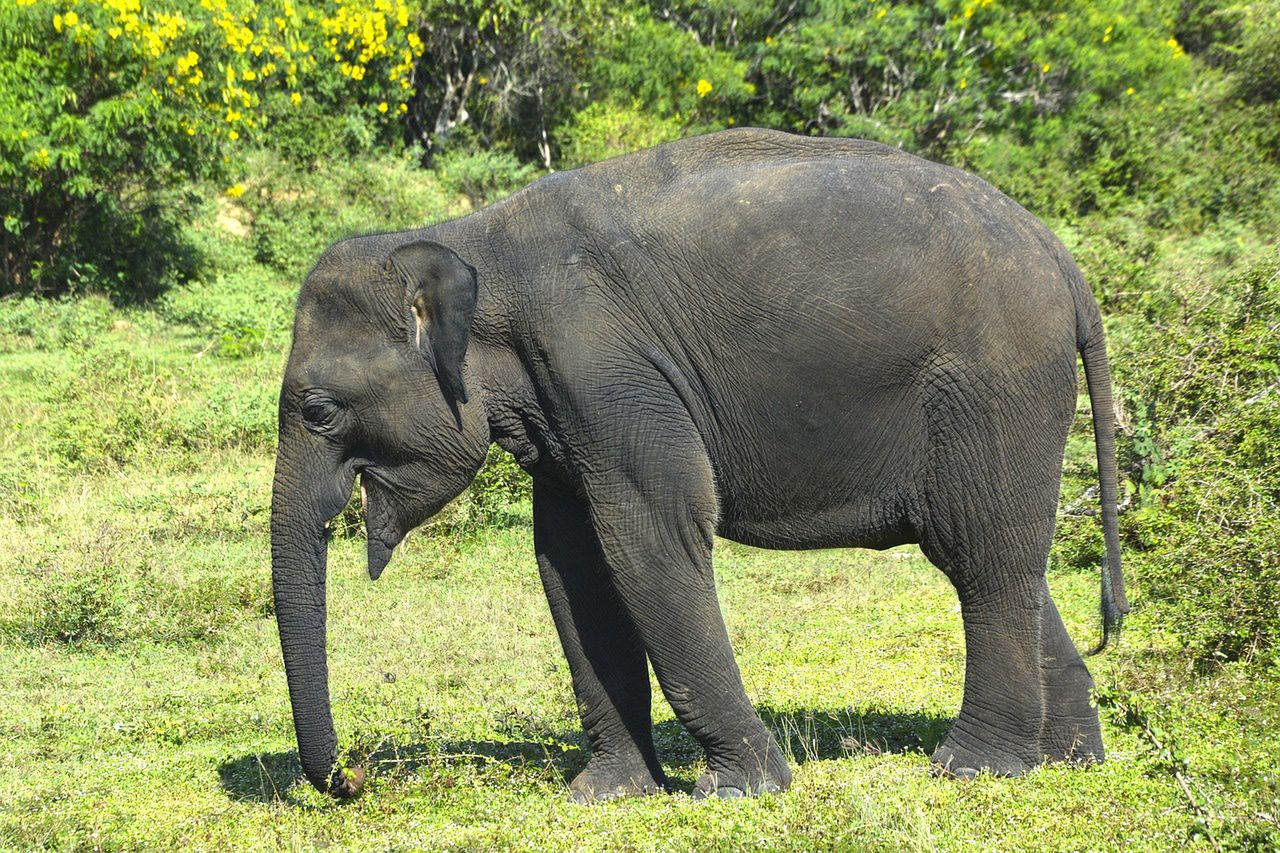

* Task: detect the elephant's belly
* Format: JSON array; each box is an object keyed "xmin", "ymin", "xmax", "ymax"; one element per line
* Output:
[
  {"xmin": 706, "ymin": 387, "xmax": 927, "ymax": 551},
  {"xmin": 716, "ymin": 496, "xmax": 920, "ymax": 551}
]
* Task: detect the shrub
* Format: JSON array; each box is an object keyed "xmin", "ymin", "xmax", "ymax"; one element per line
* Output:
[
  {"xmin": 1121, "ymin": 256, "xmax": 1280, "ymax": 665},
  {"xmin": 434, "ymin": 147, "xmax": 537, "ymax": 208},
  {"xmin": 29, "ymin": 561, "xmax": 129, "ymax": 646},
  {"xmin": 238, "ymin": 150, "xmax": 461, "ymax": 279},
  {"xmin": 44, "ymin": 341, "xmax": 180, "ymax": 469},
  {"xmin": 157, "ymin": 264, "xmax": 295, "ymax": 353},
  {"xmin": 0, "ymin": 0, "xmax": 214, "ymax": 296},
  {"xmin": 466, "ymin": 446, "xmax": 532, "ymax": 524},
  {"xmin": 0, "ymin": 293, "xmax": 116, "ymax": 351},
  {"xmin": 0, "ymin": 0, "xmax": 425, "ymax": 297},
  {"xmin": 555, "ymin": 101, "xmax": 684, "ymax": 168},
  {"xmin": 1231, "ymin": 0, "xmax": 1280, "ymax": 102}
]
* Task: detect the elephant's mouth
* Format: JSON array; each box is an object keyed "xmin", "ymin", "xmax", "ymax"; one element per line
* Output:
[{"xmin": 359, "ymin": 469, "xmax": 404, "ymax": 580}]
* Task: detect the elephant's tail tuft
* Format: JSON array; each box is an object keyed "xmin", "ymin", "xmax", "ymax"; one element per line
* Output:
[{"xmin": 1073, "ymin": 276, "xmax": 1130, "ymax": 655}]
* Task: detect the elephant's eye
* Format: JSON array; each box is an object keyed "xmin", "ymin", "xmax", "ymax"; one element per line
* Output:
[{"xmin": 300, "ymin": 393, "xmax": 344, "ymax": 434}]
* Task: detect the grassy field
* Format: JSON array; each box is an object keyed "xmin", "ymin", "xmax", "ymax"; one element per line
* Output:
[{"xmin": 0, "ymin": 233, "xmax": 1277, "ymax": 850}]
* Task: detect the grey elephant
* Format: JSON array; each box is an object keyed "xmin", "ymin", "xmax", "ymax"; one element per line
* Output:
[{"xmin": 270, "ymin": 128, "xmax": 1128, "ymax": 802}]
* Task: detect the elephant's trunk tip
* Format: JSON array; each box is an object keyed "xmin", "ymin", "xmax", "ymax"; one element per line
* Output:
[{"xmin": 328, "ymin": 765, "xmax": 367, "ymax": 800}]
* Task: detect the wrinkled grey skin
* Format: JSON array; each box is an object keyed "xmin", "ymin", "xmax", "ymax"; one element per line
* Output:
[{"xmin": 271, "ymin": 128, "xmax": 1128, "ymax": 802}]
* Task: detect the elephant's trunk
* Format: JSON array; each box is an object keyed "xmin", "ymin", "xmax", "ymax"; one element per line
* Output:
[{"xmin": 270, "ymin": 432, "xmax": 365, "ymax": 798}]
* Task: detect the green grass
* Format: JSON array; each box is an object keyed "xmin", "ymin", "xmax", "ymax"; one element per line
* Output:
[{"xmin": 0, "ymin": 512, "xmax": 1267, "ymax": 850}]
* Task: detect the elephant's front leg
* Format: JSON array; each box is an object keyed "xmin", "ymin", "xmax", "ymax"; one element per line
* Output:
[
  {"xmin": 573, "ymin": 403, "xmax": 791, "ymax": 799},
  {"xmin": 534, "ymin": 478, "xmax": 667, "ymax": 802}
]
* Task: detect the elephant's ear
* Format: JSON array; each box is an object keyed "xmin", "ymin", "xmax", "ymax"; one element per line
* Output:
[{"xmin": 388, "ymin": 240, "xmax": 477, "ymax": 404}]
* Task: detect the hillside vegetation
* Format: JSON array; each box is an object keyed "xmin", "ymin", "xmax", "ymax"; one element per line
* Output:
[{"xmin": 1, "ymin": 0, "xmax": 1278, "ymax": 849}]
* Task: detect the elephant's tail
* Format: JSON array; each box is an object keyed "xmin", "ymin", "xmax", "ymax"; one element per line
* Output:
[{"xmin": 1074, "ymin": 279, "xmax": 1130, "ymax": 655}]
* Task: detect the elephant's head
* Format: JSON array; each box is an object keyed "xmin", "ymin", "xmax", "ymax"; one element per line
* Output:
[{"xmin": 270, "ymin": 237, "xmax": 491, "ymax": 797}]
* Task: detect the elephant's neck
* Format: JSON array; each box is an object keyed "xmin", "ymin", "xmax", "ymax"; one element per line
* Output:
[{"xmin": 471, "ymin": 340, "xmax": 560, "ymax": 475}]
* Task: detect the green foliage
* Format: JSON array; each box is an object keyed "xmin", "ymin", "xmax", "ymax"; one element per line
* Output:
[
  {"xmin": 434, "ymin": 147, "xmax": 537, "ymax": 208},
  {"xmin": 465, "ymin": 446, "xmax": 532, "ymax": 524},
  {"xmin": 555, "ymin": 101, "xmax": 684, "ymax": 168},
  {"xmin": 588, "ymin": 13, "xmax": 754, "ymax": 122},
  {"xmin": 1122, "ymin": 257, "xmax": 1280, "ymax": 665},
  {"xmin": 1230, "ymin": 0, "xmax": 1280, "ymax": 102},
  {"xmin": 0, "ymin": 293, "xmax": 116, "ymax": 351},
  {"xmin": 26, "ymin": 559, "xmax": 128, "ymax": 646},
  {"xmin": 0, "ymin": 0, "xmax": 214, "ymax": 296},
  {"xmin": 237, "ymin": 150, "xmax": 461, "ymax": 279},
  {"xmin": 44, "ymin": 341, "xmax": 180, "ymax": 469}
]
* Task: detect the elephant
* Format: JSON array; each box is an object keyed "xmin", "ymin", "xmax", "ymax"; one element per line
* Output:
[{"xmin": 270, "ymin": 127, "xmax": 1128, "ymax": 802}]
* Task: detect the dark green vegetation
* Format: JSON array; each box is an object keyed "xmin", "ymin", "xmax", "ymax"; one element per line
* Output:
[{"xmin": 2, "ymin": 0, "xmax": 1278, "ymax": 848}]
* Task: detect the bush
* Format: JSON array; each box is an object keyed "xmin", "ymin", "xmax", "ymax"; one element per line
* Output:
[
  {"xmin": 157, "ymin": 264, "xmax": 295, "ymax": 353},
  {"xmin": 44, "ymin": 341, "xmax": 180, "ymax": 469},
  {"xmin": 434, "ymin": 147, "xmax": 537, "ymax": 208},
  {"xmin": 0, "ymin": 0, "xmax": 425, "ymax": 297},
  {"xmin": 2, "ymin": 526, "xmax": 275, "ymax": 647},
  {"xmin": 0, "ymin": 0, "xmax": 215, "ymax": 296},
  {"xmin": 1121, "ymin": 257, "xmax": 1280, "ymax": 665},
  {"xmin": 238, "ymin": 150, "xmax": 461, "ymax": 279},
  {"xmin": 0, "ymin": 293, "xmax": 116, "ymax": 351},
  {"xmin": 555, "ymin": 101, "xmax": 684, "ymax": 168},
  {"xmin": 1231, "ymin": 0, "xmax": 1280, "ymax": 102}
]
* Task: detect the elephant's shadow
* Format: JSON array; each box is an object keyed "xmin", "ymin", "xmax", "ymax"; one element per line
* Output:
[{"xmin": 217, "ymin": 705, "xmax": 952, "ymax": 804}]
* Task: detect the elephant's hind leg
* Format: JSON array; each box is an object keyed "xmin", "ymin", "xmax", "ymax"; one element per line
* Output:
[
  {"xmin": 920, "ymin": 369, "xmax": 1076, "ymax": 778},
  {"xmin": 925, "ymin": 526, "xmax": 1051, "ymax": 778},
  {"xmin": 534, "ymin": 478, "xmax": 667, "ymax": 802}
]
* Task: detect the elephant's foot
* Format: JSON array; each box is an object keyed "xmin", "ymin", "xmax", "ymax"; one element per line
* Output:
[
  {"xmin": 569, "ymin": 754, "xmax": 668, "ymax": 804},
  {"xmin": 930, "ymin": 728, "xmax": 1036, "ymax": 779},
  {"xmin": 693, "ymin": 734, "xmax": 792, "ymax": 799}
]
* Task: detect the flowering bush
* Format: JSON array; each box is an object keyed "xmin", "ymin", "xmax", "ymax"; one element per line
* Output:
[{"xmin": 0, "ymin": 0, "xmax": 423, "ymax": 295}]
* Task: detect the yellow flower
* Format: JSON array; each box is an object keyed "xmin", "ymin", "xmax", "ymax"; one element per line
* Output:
[
  {"xmin": 1125, "ymin": 86, "xmax": 1135, "ymax": 95},
  {"xmin": 242, "ymin": 69, "xmax": 256, "ymax": 81},
  {"xmin": 186, "ymin": 126, "xmax": 196, "ymax": 136},
  {"xmin": 1041, "ymin": 63, "xmax": 1051, "ymax": 73},
  {"xmin": 228, "ymin": 129, "xmax": 239, "ymax": 140},
  {"xmin": 108, "ymin": 26, "xmax": 122, "ymax": 38},
  {"xmin": 53, "ymin": 13, "xmax": 62, "ymax": 31},
  {"xmin": 64, "ymin": 10, "xmax": 78, "ymax": 27},
  {"xmin": 877, "ymin": 7, "xmax": 887, "ymax": 18},
  {"xmin": 959, "ymin": 78, "xmax": 967, "ymax": 89},
  {"xmin": 290, "ymin": 91, "xmax": 301, "ymax": 105},
  {"xmin": 225, "ymin": 183, "xmax": 245, "ymax": 197},
  {"xmin": 377, "ymin": 101, "xmax": 388, "ymax": 113},
  {"xmin": 764, "ymin": 35, "xmax": 774, "ymax": 45},
  {"xmin": 397, "ymin": 102, "xmax": 407, "ymax": 113},
  {"xmin": 696, "ymin": 78, "xmax": 713, "ymax": 98}
]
